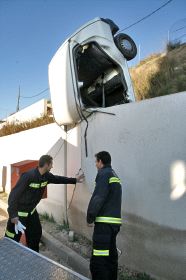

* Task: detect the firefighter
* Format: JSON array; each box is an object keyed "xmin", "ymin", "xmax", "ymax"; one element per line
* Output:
[
  {"xmin": 5, "ymin": 155, "xmax": 84, "ymax": 252},
  {"xmin": 87, "ymin": 151, "xmax": 122, "ymax": 280}
]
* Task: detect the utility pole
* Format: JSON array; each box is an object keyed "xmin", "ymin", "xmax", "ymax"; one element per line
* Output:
[
  {"xmin": 16, "ymin": 85, "xmax": 21, "ymax": 112},
  {"xmin": 167, "ymin": 29, "xmax": 170, "ymax": 44},
  {"xmin": 63, "ymin": 124, "xmax": 68, "ymax": 226},
  {"xmin": 138, "ymin": 44, "xmax": 141, "ymax": 63}
]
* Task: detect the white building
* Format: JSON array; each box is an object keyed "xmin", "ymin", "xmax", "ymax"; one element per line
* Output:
[{"xmin": 0, "ymin": 99, "xmax": 52, "ymax": 128}]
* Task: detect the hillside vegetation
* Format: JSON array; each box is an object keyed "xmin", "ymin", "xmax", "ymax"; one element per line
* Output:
[
  {"xmin": 130, "ymin": 43, "xmax": 186, "ymax": 101},
  {"xmin": 0, "ymin": 115, "xmax": 54, "ymax": 137}
]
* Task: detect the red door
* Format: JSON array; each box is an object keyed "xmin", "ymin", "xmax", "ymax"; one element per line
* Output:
[{"xmin": 11, "ymin": 160, "xmax": 47, "ymax": 198}]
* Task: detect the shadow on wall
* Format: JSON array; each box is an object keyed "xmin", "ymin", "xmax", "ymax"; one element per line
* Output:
[
  {"xmin": 37, "ymin": 136, "xmax": 69, "ymax": 222},
  {"xmin": 170, "ymin": 160, "xmax": 186, "ymax": 200},
  {"xmin": 47, "ymin": 137, "xmax": 65, "ymax": 162},
  {"xmin": 39, "ymin": 129, "xmax": 91, "ymax": 233}
]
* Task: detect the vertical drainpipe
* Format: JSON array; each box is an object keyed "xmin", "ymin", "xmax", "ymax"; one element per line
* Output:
[{"xmin": 64, "ymin": 125, "xmax": 68, "ymax": 225}]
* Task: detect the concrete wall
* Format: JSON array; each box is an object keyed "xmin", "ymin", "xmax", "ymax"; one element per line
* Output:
[
  {"xmin": 0, "ymin": 92, "xmax": 185, "ymax": 279},
  {"xmin": 80, "ymin": 91, "xmax": 186, "ymax": 230},
  {"xmin": 43, "ymin": 91, "xmax": 186, "ymax": 280},
  {"xmin": 68, "ymin": 91, "xmax": 186, "ymax": 280}
]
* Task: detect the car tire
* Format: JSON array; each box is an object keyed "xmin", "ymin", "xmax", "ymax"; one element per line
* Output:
[{"xmin": 114, "ymin": 33, "xmax": 137, "ymax": 61}]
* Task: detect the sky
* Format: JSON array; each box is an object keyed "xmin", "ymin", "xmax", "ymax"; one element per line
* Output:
[{"xmin": 0, "ymin": 0, "xmax": 185, "ymax": 119}]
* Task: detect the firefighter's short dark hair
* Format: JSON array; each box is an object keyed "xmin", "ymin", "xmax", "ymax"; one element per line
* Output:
[
  {"xmin": 39, "ymin": 155, "xmax": 53, "ymax": 167},
  {"xmin": 95, "ymin": 151, "xmax": 111, "ymax": 165}
]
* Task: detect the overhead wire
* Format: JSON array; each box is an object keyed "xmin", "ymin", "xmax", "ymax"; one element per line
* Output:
[
  {"xmin": 20, "ymin": 88, "xmax": 49, "ymax": 99},
  {"xmin": 68, "ymin": 0, "xmax": 177, "ymax": 207},
  {"xmin": 16, "ymin": 0, "xmax": 173, "ymax": 155},
  {"xmin": 175, "ymin": 33, "xmax": 186, "ymax": 40},
  {"xmin": 16, "ymin": 0, "xmax": 178, "ymax": 212},
  {"xmin": 172, "ymin": 25, "xmax": 186, "ymax": 33},
  {"xmin": 118, "ymin": 0, "xmax": 173, "ymax": 32},
  {"xmin": 17, "ymin": 0, "xmax": 174, "ymax": 202}
]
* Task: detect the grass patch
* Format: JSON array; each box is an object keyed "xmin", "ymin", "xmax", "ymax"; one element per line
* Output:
[
  {"xmin": 56, "ymin": 220, "xmax": 70, "ymax": 232},
  {"xmin": 130, "ymin": 43, "xmax": 186, "ymax": 101},
  {"xmin": 40, "ymin": 212, "xmax": 56, "ymax": 223},
  {"xmin": 0, "ymin": 115, "xmax": 54, "ymax": 137}
]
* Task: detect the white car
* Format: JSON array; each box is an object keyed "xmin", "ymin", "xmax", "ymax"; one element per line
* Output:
[{"xmin": 49, "ymin": 18, "xmax": 137, "ymax": 125}]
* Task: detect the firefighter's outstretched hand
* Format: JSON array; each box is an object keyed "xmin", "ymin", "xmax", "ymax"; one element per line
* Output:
[
  {"xmin": 76, "ymin": 169, "xmax": 85, "ymax": 183},
  {"xmin": 76, "ymin": 173, "xmax": 85, "ymax": 183},
  {"xmin": 15, "ymin": 221, "xmax": 26, "ymax": 234}
]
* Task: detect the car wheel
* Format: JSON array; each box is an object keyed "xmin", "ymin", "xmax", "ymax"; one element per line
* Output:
[{"xmin": 114, "ymin": 33, "xmax": 137, "ymax": 61}]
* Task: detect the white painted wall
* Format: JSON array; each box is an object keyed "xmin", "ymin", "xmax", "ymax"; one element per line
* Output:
[
  {"xmin": 0, "ymin": 123, "xmax": 66, "ymax": 192},
  {"xmin": 0, "ymin": 91, "xmax": 185, "ymax": 279},
  {"xmin": 0, "ymin": 92, "xmax": 185, "ymax": 229},
  {"xmin": 80, "ymin": 91, "xmax": 186, "ymax": 231},
  {"xmin": 68, "ymin": 91, "xmax": 186, "ymax": 280},
  {"xmin": 2, "ymin": 99, "xmax": 48, "ymax": 124}
]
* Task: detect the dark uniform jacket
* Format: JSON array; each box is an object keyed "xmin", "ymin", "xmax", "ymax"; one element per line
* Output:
[
  {"xmin": 87, "ymin": 164, "xmax": 122, "ymax": 225},
  {"xmin": 8, "ymin": 168, "xmax": 76, "ymax": 219}
]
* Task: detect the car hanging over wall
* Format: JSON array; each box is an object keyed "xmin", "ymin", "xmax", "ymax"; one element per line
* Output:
[{"xmin": 49, "ymin": 17, "xmax": 137, "ymax": 126}]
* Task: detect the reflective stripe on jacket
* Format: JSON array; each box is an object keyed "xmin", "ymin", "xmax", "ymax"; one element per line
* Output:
[
  {"xmin": 8, "ymin": 168, "xmax": 76, "ymax": 219},
  {"xmin": 86, "ymin": 165, "xmax": 122, "ymax": 225}
]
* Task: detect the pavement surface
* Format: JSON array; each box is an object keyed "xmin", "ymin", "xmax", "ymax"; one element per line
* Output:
[
  {"xmin": 0, "ymin": 238, "xmax": 89, "ymax": 280},
  {"xmin": 0, "ymin": 203, "xmax": 90, "ymax": 279},
  {"xmin": 0, "ymin": 205, "xmax": 60, "ymax": 262},
  {"xmin": 0, "ymin": 207, "xmax": 89, "ymax": 279}
]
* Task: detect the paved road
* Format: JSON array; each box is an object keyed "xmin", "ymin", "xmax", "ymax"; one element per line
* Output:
[
  {"xmin": 0, "ymin": 207, "xmax": 63, "ymax": 264},
  {"xmin": 0, "ymin": 208, "xmax": 88, "ymax": 279},
  {"xmin": 0, "ymin": 208, "xmax": 8, "ymax": 238}
]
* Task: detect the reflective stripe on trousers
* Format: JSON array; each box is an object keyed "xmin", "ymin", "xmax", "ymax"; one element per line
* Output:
[
  {"xmin": 93, "ymin": 249, "xmax": 109, "ymax": 256},
  {"xmin": 5, "ymin": 229, "xmax": 15, "ymax": 238},
  {"xmin": 95, "ymin": 216, "xmax": 122, "ymax": 224}
]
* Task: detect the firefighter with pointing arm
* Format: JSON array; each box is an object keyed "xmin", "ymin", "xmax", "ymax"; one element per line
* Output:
[
  {"xmin": 5, "ymin": 155, "xmax": 84, "ymax": 252},
  {"xmin": 87, "ymin": 151, "xmax": 122, "ymax": 280}
]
